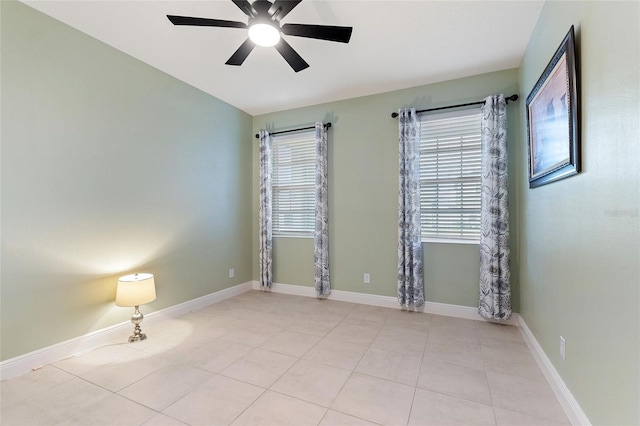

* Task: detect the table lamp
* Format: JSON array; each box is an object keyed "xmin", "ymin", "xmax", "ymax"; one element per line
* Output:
[{"xmin": 116, "ymin": 273, "xmax": 156, "ymax": 342}]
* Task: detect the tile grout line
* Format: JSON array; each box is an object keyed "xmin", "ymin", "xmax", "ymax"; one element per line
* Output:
[
  {"xmin": 323, "ymin": 308, "xmax": 388, "ymax": 425},
  {"xmin": 406, "ymin": 319, "xmax": 430, "ymax": 425}
]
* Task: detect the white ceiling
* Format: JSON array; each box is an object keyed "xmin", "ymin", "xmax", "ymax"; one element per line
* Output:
[{"xmin": 22, "ymin": 0, "xmax": 544, "ymax": 116}]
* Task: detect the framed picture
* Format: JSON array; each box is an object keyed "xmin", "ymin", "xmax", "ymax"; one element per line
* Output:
[{"xmin": 526, "ymin": 26, "xmax": 580, "ymax": 188}]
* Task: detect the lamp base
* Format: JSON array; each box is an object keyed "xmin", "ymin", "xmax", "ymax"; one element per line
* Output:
[
  {"xmin": 128, "ymin": 306, "xmax": 148, "ymax": 343},
  {"xmin": 128, "ymin": 332, "xmax": 147, "ymax": 342}
]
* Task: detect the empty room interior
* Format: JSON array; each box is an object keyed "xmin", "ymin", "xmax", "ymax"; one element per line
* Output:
[{"xmin": 1, "ymin": 1, "xmax": 639, "ymax": 425}]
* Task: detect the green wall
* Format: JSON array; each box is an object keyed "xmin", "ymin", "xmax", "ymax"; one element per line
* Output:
[
  {"xmin": 518, "ymin": 1, "xmax": 639, "ymax": 424},
  {"xmin": 252, "ymin": 69, "xmax": 520, "ymax": 310},
  {"xmin": 0, "ymin": 1, "xmax": 253, "ymax": 361}
]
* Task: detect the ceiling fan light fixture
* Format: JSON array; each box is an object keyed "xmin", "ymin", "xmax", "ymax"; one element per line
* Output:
[
  {"xmin": 168, "ymin": 0, "xmax": 353, "ymax": 72},
  {"xmin": 248, "ymin": 22, "xmax": 281, "ymax": 47}
]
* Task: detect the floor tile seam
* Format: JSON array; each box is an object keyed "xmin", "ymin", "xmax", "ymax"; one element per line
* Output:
[
  {"xmin": 299, "ymin": 337, "xmax": 332, "ymax": 365},
  {"xmin": 413, "ymin": 380, "xmax": 495, "ymax": 409},
  {"xmin": 327, "ymin": 370, "xmax": 394, "ymax": 424},
  {"xmin": 479, "ymin": 340, "xmax": 532, "ymax": 354},
  {"xmin": 320, "ymin": 314, "xmax": 348, "ymax": 336},
  {"xmin": 317, "ymin": 409, "xmax": 332, "ymax": 425},
  {"xmin": 0, "ymin": 385, "xmax": 84, "ymax": 424},
  {"xmin": 241, "ymin": 345, "xmax": 304, "ymax": 366},
  {"xmin": 43, "ymin": 364, "xmax": 129, "ymax": 400},
  {"xmin": 327, "ymin": 406, "xmax": 387, "ymax": 426},
  {"xmin": 347, "ymin": 370, "xmax": 417, "ymax": 392},
  {"xmin": 354, "ymin": 365, "xmax": 417, "ymax": 389},
  {"xmin": 480, "ymin": 338, "xmax": 535, "ymax": 352},
  {"xmin": 113, "ymin": 382, "xmax": 185, "ymax": 416},
  {"xmin": 115, "ymin": 367, "xmax": 216, "ymax": 414},
  {"xmin": 362, "ymin": 347, "xmax": 424, "ymax": 372},
  {"xmin": 0, "ymin": 397, "xmax": 63, "ymax": 425},
  {"xmin": 223, "ymin": 385, "xmax": 269, "ymax": 426},
  {"xmin": 259, "ymin": 331, "xmax": 324, "ymax": 359},
  {"xmin": 261, "ymin": 342, "xmax": 354, "ymax": 402},
  {"xmin": 320, "ymin": 314, "xmax": 385, "ymax": 420},
  {"xmin": 490, "ymin": 405, "xmax": 500, "ymax": 426},
  {"xmin": 478, "ymin": 333, "xmax": 492, "ymax": 375},
  {"xmin": 478, "ymin": 331, "xmax": 526, "ymax": 344},
  {"xmin": 283, "ymin": 325, "xmax": 333, "ymax": 339},
  {"xmin": 484, "ymin": 374, "xmax": 568, "ymax": 423},
  {"xmin": 217, "ymin": 348, "xmax": 299, "ymax": 390},
  {"xmin": 369, "ymin": 340, "xmax": 428, "ymax": 357},
  {"xmin": 0, "ymin": 365, "xmax": 78, "ymax": 409},
  {"xmin": 160, "ymin": 373, "xmax": 268, "ymax": 425},
  {"xmin": 66, "ymin": 378, "xmax": 164, "ymax": 423},
  {"xmin": 153, "ymin": 410, "xmax": 188, "ymax": 426},
  {"xmin": 299, "ymin": 348, "xmax": 361, "ymax": 372},
  {"xmin": 491, "ymin": 406, "xmax": 571, "ymax": 426},
  {"xmin": 407, "ymin": 332, "xmax": 431, "ymax": 426},
  {"xmin": 351, "ymin": 318, "xmax": 426, "ymax": 390},
  {"xmin": 50, "ymin": 374, "xmax": 120, "ymax": 411},
  {"xmin": 264, "ymin": 386, "xmax": 335, "ymax": 413},
  {"xmin": 350, "ymin": 314, "xmax": 387, "ymax": 374},
  {"xmin": 490, "ymin": 397, "xmax": 570, "ymax": 425}
]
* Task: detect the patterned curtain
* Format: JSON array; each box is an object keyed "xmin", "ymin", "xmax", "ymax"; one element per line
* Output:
[
  {"xmin": 398, "ymin": 109, "xmax": 424, "ymax": 308},
  {"xmin": 259, "ymin": 130, "xmax": 273, "ymax": 290},
  {"xmin": 314, "ymin": 122, "xmax": 330, "ymax": 297},
  {"xmin": 478, "ymin": 95, "xmax": 511, "ymax": 319}
]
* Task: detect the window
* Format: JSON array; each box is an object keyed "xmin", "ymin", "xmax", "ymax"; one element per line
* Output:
[
  {"xmin": 272, "ymin": 130, "xmax": 315, "ymax": 237},
  {"xmin": 419, "ymin": 108, "xmax": 482, "ymax": 242}
]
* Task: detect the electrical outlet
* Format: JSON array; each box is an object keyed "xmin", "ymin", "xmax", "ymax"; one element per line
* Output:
[
  {"xmin": 229, "ymin": 268, "xmax": 235, "ymax": 279},
  {"xmin": 560, "ymin": 336, "xmax": 566, "ymax": 360},
  {"xmin": 363, "ymin": 273, "xmax": 370, "ymax": 284}
]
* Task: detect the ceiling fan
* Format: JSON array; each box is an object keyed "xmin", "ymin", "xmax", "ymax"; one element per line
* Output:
[{"xmin": 167, "ymin": 0, "xmax": 353, "ymax": 72}]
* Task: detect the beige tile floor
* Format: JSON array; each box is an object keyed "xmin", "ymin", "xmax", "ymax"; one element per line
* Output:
[{"xmin": 0, "ymin": 291, "xmax": 571, "ymax": 425}]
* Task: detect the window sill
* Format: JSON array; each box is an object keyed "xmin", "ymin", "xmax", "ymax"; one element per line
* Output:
[{"xmin": 422, "ymin": 238, "xmax": 479, "ymax": 245}]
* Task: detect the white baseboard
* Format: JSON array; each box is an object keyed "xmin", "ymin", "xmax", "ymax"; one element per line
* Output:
[
  {"xmin": 518, "ymin": 317, "xmax": 591, "ymax": 426},
  {"xmin": 251, "ymin": 281, "xmax": 519, "ymax": 326},
  {"xmin": 0, "ymin": 281, "xmax": 254, "ymax": 381}
]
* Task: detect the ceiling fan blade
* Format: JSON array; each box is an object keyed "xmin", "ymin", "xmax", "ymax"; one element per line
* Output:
[
  {"xmin": 167, "ymin": 15, "xmax": 247, "ymax": 29},
  {"xmin": 269, "ymin": 0, "xmax": 303, "ymax": 21},
  {"xmin": 226, "ymin": 39, "xmax": 257, "ymax": 66},
  {"xmin": 231, "ymin": 0, "xmax": 255, "ymax": 18},
  {"xmin": 282, "ymin": 23, "xmax": 352, "ymax": 43},
  {"xmin": 274, "ymin": 38, "xmax": 309, "ymax": 72}
]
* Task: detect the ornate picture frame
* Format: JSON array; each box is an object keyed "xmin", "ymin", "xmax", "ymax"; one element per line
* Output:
[{"xmin": 526, "ymin": 26, "xmax": 580, "ymax": 188}]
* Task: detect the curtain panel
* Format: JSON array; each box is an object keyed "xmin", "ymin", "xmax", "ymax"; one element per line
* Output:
[
  {"xmin": 314, "ymin": 122, "xmax": 330, "ymax": 297},
  {"xmin": 478, "ymin": 95, "xmax": 512, "ymax": 319},
  {"xmin": 258, "ymin": 130, "xmax": 273, "ymax": 290},
  {"xmin": 397, "ymin": 108, "xmax": 425, "ymax": 308}
]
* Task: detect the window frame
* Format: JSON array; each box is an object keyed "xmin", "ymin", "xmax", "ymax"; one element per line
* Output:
[
  {"xmin": 271, "ymin": 130, "xmax": 316, "ymax": 238},
  {"xmin": 418, "ymin": 107, "xmax": 483, "ymax": 244}
]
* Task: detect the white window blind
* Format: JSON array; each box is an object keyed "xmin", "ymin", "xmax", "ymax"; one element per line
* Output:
[
  {"xmin": 419, "ymin": 108, "xmax": 482, "ymax": 242},
  {"xmin": 272, "ymin": 130, "xmax": 315, "ymax": 237}
]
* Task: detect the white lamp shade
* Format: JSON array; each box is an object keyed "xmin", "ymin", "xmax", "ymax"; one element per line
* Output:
[{"xmin": 116, "ymin": 273, "xmax": 156, "ymax": 307}]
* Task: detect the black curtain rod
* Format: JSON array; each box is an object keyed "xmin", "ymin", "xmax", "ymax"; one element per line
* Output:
[
  {"xmin": 390, "ymin": 94, "xmax": 519, "ymax": 118},
  {"xmin": 255, "ymin": 122, "xmax": 332, "ymax": 139}
]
